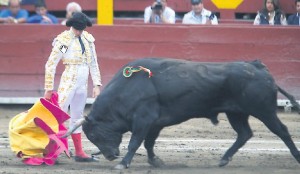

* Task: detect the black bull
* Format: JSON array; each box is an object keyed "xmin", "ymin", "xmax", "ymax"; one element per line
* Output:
[{"xmin": 70, "ymin": 58, "xmax": 300, "ymax": 169}]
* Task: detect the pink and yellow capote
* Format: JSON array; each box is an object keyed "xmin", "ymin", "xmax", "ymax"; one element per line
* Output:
[{"xmin": 9, "ymin": 93, "xmax": 70, "ymax": 165}]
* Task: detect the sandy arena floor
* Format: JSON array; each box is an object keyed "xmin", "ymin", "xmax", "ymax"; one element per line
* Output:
[{"xmin": 0, "ymin": 105, "xmax": 300, "ymax": 174}]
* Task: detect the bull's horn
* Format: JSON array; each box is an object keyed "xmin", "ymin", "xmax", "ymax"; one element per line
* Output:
[{"xmin": 61, "ymin": 118, "xmax": 86, "ymax": 138}]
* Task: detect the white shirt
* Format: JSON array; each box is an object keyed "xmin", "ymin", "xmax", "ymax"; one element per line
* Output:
[
  {"xmin": 182, "ymin": 8, "xmax": 218, "ymax": 25},
  {"xmin": 144, "ymin": 6, "xmax": 176, "ymax": 24}
]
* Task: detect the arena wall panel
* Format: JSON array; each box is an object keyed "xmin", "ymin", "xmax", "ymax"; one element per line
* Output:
[{"xmin": 0, "ymin": 24, "xmax": 299, "ymax": 101}]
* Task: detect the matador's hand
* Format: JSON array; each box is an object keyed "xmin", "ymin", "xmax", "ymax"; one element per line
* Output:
[
  {"xmin": 93, "ymin": 86, "xmax": 101, "ymax": 98},
  {"xmin": 44, "ymin": 90, "xmax": 53, "ymax": 100}
]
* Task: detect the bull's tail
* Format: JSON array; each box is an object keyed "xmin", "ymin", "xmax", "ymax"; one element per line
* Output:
[{"xmin": 277, "ymin": 85, "xmax": 300, "ymax": 114}]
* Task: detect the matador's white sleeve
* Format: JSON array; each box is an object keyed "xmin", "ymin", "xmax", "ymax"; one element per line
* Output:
[
  {"xmin": 89, "ymin": 42, "xmax": 102, "ymax": 86},
  {"xmin": 44, "ymin": 39, "xmax": 63, "ymax": 90}
]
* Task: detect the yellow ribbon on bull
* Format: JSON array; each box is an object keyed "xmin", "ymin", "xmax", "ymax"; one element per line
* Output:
[{"xmin": 9, "ymin": 99, "xmax": 59, "ymax": 158}]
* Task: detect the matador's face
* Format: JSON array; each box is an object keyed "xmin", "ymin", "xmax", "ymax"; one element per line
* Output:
[{"xmin": 71, "ymin": 27, "xmax": 83, "ymax": 37}]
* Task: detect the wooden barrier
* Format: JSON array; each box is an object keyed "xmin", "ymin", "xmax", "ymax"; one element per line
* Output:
[{"xmin": 0, "ymin": 24, "xmax": 299, "ymax": 100}]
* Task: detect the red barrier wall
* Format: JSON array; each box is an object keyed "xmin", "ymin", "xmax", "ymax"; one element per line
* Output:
[{"xmin": 0, "ymin": 24, "xmax": 299, "ymax": 99}]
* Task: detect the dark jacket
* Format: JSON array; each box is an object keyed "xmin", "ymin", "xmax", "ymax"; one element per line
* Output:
[
  {"xmin": 259, "ymin": 10, "xmax": 283, "ymax": 25},
  {"xmin": 287, "ymin": 13, "xmax": 299, "ymax": 25}
]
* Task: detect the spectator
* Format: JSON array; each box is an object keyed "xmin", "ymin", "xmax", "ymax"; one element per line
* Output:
[
  {"xmin": 182, "ymin": 0, "xmax": 218, "ymax": 25},
  {"xmin": 27, "ymin": 0, "xmax": 58, "ymax": 24},
  {"xmin": 0, "ymin": 0, "xmax": 29, "ymax": 24},
  {"xmin": 61, "ymin": 2, "xmax": 82, "ymax": 25},
  {"xmin": 144, "ymin": 0, "xmax": 175, "ymax": 24},
  {"xmin": 288, "ymin": 0, "xmax": 300, "ymax": 25},
  {"xmin": 253, "ymin": 0, "xmax": 287, "ymax": 25}
]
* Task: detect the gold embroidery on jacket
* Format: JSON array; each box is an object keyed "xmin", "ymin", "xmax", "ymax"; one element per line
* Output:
[{"xmin": 45, "ymin": 29, "xmax": 102, "ymax": 104}]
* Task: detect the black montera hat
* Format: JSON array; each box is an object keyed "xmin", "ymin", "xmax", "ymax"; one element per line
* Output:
[
  {"xmin": 66, "ymin": 12, "xmax": 92, "ymax": 30},
  {"xmin": 191, "ymin": 0, "xmax": 202, "ymax": 5}
]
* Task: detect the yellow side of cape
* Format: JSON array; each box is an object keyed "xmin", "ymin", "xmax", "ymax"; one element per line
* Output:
[{"xmin": 9, "ymin": 100, "xmax": 59, "ymax": 158}]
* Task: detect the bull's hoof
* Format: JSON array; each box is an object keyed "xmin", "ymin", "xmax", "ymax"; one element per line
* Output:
[
  {"xmin": 295, "ymin": 154, "xmax": 300, "ymax": 163},
  {"xmin": 218, "ymin": 157, "xmax": 232, "ymax": 167},
  {"xmin": 114, "ymin": 163, "xmax": 127, "ymax": 170},
  {"xmin": 148, "ymin": 156, "xmax": 165, "ymax": 167},
  {"xmin": 218, "ymin": 159, "xmax": 229, "ymax": 167}
]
